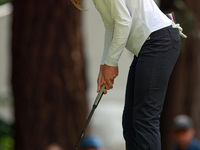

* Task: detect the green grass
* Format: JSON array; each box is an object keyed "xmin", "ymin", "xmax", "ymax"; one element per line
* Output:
[
  {"xmin": 0, "ymin": 120, "xmax": 14, "ymax": 150},
  {"xmin": 0, "ymin": 0, "xmax": 11, "ymax": 5}
]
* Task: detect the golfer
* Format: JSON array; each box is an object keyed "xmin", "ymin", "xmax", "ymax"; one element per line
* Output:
[{"xmin": 72, "ymin": 0, "xmax": 186, "ymax": 149}]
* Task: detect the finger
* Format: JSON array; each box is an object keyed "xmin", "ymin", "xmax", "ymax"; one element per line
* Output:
[
  {"xmin": 103, "ymin": 89, "xmax": 107, "ymax": 94},
  {"xmin": 97, "ymin": 80, "xmax": 100, "ymax": 92},
  {"xmin": 97, "ymin": 74, "xmax": 102, "ymax": 92},
  {"xmin": 105, "ymin": 79, "xmax": 113, "ymax": 90},
  {"xmin": 97, "ymin": 81, "xmax": 101, "ymax": 92},
  {"xmin": 111, "ymin": 79, "xmax": 114, "ymax": 84}
]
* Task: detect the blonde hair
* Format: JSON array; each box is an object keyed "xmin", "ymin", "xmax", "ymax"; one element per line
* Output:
[{"xmin": 71, "ymin": 0, "xmax": 83, "ymax": 10}]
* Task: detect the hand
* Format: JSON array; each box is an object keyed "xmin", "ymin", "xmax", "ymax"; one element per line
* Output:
[
  {"xmin": 97, "ymin": 64, "xmax": 119, "ymax": 94},
  {"xmin": 97, "ymin": 65, "xmax": 104, "ymax": 93}
]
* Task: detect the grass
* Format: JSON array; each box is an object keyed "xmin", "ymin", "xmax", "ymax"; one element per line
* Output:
[{"xmin": 0, "ymin": 0, "xmax": 11, "ymax": 5}]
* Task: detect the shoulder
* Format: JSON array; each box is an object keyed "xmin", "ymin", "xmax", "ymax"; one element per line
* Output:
[{"xmin": 189, "ymin": 138, "xmax": 200, "ymax": 150}]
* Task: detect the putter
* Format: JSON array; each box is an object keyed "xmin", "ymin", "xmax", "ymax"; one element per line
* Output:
[{"xmin": 74, "ymin": 84, "xmax": 106, "ymax": 150}]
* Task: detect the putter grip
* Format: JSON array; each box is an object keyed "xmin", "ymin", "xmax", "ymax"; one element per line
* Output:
[{"xmin": 94, "ymin": 84, "xmax": 105, "ymax": 107}]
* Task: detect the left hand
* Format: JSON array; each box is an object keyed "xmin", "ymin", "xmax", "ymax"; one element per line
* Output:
[{"xmin": 97, "ymin": 64, "xmax": 119, "ymax": 94}]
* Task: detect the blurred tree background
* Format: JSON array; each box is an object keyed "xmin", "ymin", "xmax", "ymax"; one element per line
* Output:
[
  {"xmin": 11, "ymin": 0, "xmax": 88, "ymax": 149},
  {"xmin": 160, "ymin": 0, "xmax": 200, "ymax": 149}
]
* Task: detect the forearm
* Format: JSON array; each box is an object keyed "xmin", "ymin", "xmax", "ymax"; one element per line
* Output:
[
  {"xmin": 105, "ymin": 21, "xmax": 131, "ymax": 66},
  {"xmin": 101, "ymin": 28, "xmax": 113, "ymax": 65}
]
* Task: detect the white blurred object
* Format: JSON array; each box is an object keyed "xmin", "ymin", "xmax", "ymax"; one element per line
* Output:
[
  {"xmin": 0, "ymin": 3, "xmax": 14, "ymax": 124},
  {"xmin": 91, "ymin": 100, "xmax": 126, "ymax": 150},
  {"xmin": 0, "ymin": 3, "xmax": 12, "ymax": 94},
  {"xmin": 0, "ymin": 3, "xmax": 12, "ymax": 17}
]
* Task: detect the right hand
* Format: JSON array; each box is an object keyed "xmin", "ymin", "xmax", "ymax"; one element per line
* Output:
[
  {"xmin": 97, "ymin": 64, "xmax": 118, "ymax": 94},
  {"xmin": 97, "ymin": 65, "xmax": 107, "ymax": 94}
]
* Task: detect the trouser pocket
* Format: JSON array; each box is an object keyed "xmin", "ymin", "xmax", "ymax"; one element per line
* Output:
[{"xmin": 168, "ymin": 28, "xmax": 181, "ymax": 50}]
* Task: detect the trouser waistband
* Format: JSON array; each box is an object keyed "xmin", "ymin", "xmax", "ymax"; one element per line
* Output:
[{"xmin": 149, "ymin": 25, "xmax": 173, "ymax": 39}]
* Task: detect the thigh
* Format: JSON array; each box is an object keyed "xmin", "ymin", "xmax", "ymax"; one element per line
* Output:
[
  {"xmin": 123, "ymin": 56, "xmax": 137, "ymax": 130},
  {"xmin": 124, "ymin": 56, "xmax": 138, "ymax": 111}
]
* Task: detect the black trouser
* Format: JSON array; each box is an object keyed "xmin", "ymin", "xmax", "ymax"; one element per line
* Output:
[{"xmin": 122, "ymin": 26, "xmax": 181, "ymax": 150}]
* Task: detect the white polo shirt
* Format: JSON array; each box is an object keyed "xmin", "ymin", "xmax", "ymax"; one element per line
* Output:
[{"xmin": 92, "ymin": 0, "xmax": 172, "ymax": 66}]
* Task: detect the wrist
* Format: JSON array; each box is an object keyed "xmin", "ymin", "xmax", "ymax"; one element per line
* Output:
[
  {"xmin": 100, "ymin": 65, "xmax": 104, "ymax": 72},
  {"xmin": 104, "ymin": 64, "xmax": 118, "ymax": 68}
]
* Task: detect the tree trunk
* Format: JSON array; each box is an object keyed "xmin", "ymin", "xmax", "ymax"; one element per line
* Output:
[
  {"xmin": 11, "ymin": 0, "xmax": 88, "ymax": 149},
  {"xmin": 160, "ymin": 0, "xmax": 200, "ymax": 150}
]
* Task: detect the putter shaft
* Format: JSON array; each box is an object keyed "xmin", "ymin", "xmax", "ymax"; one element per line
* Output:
[{"xmin": 74, "ymin": 85, "xmax": 105, "ymax": 150}]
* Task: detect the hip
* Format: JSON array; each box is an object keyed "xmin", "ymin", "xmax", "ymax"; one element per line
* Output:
[{"xmin": 139, "ymin": 25, "xmax": 181, "ymax": 55}]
